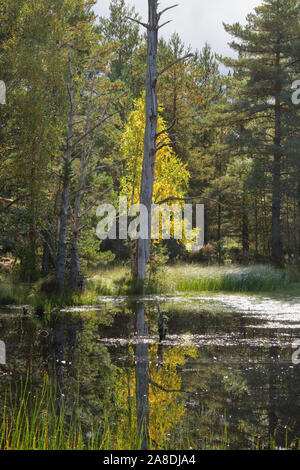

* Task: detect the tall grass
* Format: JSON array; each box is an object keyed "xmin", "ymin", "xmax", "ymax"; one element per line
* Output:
[
  {"xmin": 0, "ymin": 376, "xmax": 117, "ymax": 450},
  {"xmin": 1, "ymin": 376, "xmax": 298, "ymax": 450},
  {"xmin": 168, "ymin": 264, "xmax": 293, "ymax": 293},
  {"xmin": 0, "ymin": 379, "xmax": 230, "ymax": 450},
  {"xmin": 0, "ymin": 374, "xmax": 158, "ymax": 450},
  {"xmin": 0, "ymin": 281, "xmax": 30, "ymax": 306},
  {"xmin": 0, "ymin": 264, "xmax": 297, "ymax": 309}
]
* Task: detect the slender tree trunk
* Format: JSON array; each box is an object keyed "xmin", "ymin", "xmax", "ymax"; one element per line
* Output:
[
  {"xmin": 56, "ymin": 45, "xmax": 74, "ymax": 290},
  {"xmin": 69, "ymin": 183, "xmax": 83, "ymax": 289},
  {"xmin": 271, "ymin": 44, "xmax": 283, "ymax": 266},
  {"xmin": 242, "ymin": 212, "xmax": 249, "ymax": 254},
  {"xmin": 217, "ymin": 203, "xmax": 222, "ymax": 241},
  {"xmin": 268, "ymin": 329, "xmax": 279, "ymax": 447},
  {"xmin": 69, "ymin": 76, "xmax": 95, "ymax": 290},
  {"xmin": 42, "ymin": 242, "xmax": 51, "ymax": 274},
  {"xmin": 70, "ymin": 231, "xmax": 80, "ymax": 289},
  {"xmin": 42, "ymin": 231, "xmax": 54, "ymax": 274},
  {"xmin": 137, "ymin": 0, "xmax": 159, "ymax": 285},
  {"xmin": 204, "ymin": 207, "xmax": 209, "ymax": 245},
  {"xmin": 254, "ymin": 198, "xmax": 258, "ymax": 255},
  {"xmin": 297, "ymin": 174, "xmax": 300, "ymax": 259},
  {"xmin": 56, "ymin": 163, "xmax": 71, "ymax": 290},
  {"xmin": 242, "ymin": 197, "xmax": 249, "ymax": 254},
  {"xmin": 53, "ymin": 318, "xmax": 65, "ymax": 409},
  {"xmin": 286, "ymin": 198, "xmax": 291, "ymax": 261},
  {"xmin": 69, "ymin": 147, "xmax": 86, "ymax": 290}
]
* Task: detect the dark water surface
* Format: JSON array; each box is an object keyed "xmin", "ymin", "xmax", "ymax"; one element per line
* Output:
[{"xmin": 1, "ymin": 295, "xmax": 300, "ymax": 450}]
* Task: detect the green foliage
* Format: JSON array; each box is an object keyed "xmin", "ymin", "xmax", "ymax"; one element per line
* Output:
[
  {"xmin": 212, "ymin": 240, "xmax": 228, "ymax": 266},
  {"xmin": 173, "ymin": 264, "xmax": 292, "ymax": 293},
  {"xmin": 2, "ymin": 0, "xmax": 300, "ymax": 290},
  {"xmin": 212, "ymin": 0, "xmax": 300, "ymax": 263},
  {"xmin": 0, "ymin": 280, "xmax": 30, "ymax": 306}
]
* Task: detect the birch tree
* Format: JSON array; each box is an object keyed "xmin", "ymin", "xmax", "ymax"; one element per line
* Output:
[{"xmin": 56, "ymin": 44, "xmax": 123, "ymax": 290}]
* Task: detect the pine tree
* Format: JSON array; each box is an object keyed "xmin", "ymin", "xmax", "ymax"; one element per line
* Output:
[
  {"xmin": 99, "ymin": 0, "xmax": 142, "ymax": 83},
  {"xmin": 220, "ymin": 0, "xmax": 300, "ymax": 265}
]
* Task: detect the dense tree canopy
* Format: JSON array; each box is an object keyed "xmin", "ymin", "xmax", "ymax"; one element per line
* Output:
[{"xmin": 1, "ymin": 0, "xmax": 300, "ymax": 288}]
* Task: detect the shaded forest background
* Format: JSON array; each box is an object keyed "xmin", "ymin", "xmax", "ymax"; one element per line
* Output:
[{"xmin": 1, "ymin": 0, "xmax": 300, "ymax": 289}]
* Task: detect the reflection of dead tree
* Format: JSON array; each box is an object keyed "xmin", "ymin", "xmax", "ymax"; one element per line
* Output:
[
  {"xmin": 149, "ymin": 379, "xmax": 180, "ymax": 393},
  {"xmin": 0, "ymin": 197, "xmax": 13, "ymax": 204},
  {"xmin": 135, "ymin": 304, "xmax": 149, "ymax": 450},
  {"xmin": 0, "ymin": 197, "xmax": 22, "ymax": 210},
  {"xmin": 268, "ymin": 329, "xmax": 278, "ymax": 447}
]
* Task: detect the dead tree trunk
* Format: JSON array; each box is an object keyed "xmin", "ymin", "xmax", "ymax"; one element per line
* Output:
[
  {"xmin": 136, "ymin": 0, "xmax": 159, "ymax": 285},
  {"xmin": 68, "ymin": 73, "xmax": 119, "ymax": 289},
  {"xmin": 69, "ymin": 77, "xmax": 95, "ymax": 289},
  {"xmin": 129, "ymin": 1, "xmax": 191, "ymax": 287},
  {"xmin": 56, "ymin": 44, "xmax": 74, "ymax": 290}
]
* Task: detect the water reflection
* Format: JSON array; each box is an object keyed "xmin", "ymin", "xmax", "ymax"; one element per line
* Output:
[
  {"xmin": 0, "ymin": 298, "xmax": 300, "ymax": 450},
  {"xmin": 268, "ymin": 329, "xmax": 278, "ymax": 445},
  {"xmin": 135, "ymin": 303, "xmax": 149, "ymax": 449}
]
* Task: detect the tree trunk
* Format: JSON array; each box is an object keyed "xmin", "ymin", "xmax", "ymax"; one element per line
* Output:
[
  {"xmin": 217, "ymin": 203, "xmax": 222, "ymax": 241},
  {"xmin": 254, "ymin": 199, "xmax": 258, "ymax": 255},
  {"xmin": 271, "ymin": 44, "xmax": 283, "ymax": 266},
  {"xmin": 69, "ymin": 76, "xmax": 95, "ymax": 290},
  {"xmin": 242, "ymin": 197, "xmax": 249, "ymax": 254},
  {"xmin": 56, "ymin": 168, "xmax": 71, "ymax": 290},
  {"xmin": 42, "ymin": 232, "xmax": 54, "ymax": 274},
  {"xmin": 42, "ymin": 242, "xmax": 51, "ymax": 274},
  {"xmin": 204, "ymin": 207, "xmax": 209, "ymax": 245},
  {"xmin": 137, "ymin": 0, "xmax": 159, "ymax": 285},
  {"xmin": 69, "ymin": 188, "xmax": 82, "ymax": 289},
  {"xmin": 297, "ymin": 174, "xmax": 300, "ymax": 259},
  {"xmin": 272, "ymin": 141, "xmax": 282, "ymax": 265},
  {"xmin": 56, "ymin": 45, "xmax": 74, "ymax": 290},
  {"xmin": 70, "ymin": 231, "xmax": 80, "ymax": 289}
]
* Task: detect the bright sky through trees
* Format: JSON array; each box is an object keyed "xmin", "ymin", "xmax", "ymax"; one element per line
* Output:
[{"xmin": 95, "ymin": 0, "xmax": 261, "ymax": 57}]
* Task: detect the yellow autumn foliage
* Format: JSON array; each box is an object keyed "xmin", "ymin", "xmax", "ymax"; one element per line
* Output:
[{"xmin": 120, "ymin": 92, "xmax": 189, "ymax": 206}]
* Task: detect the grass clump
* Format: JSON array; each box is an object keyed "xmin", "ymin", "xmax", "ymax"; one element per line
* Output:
[
  {"xmin": 0, "ymin": 264, "xmax": 298, "ymax": 308},
  {"xmin": 167, "ymin": 264, "xmax": 294, "ymax": 293},
  {"xmin": 0, "ymin": 376, "xmax": 114, "ymax": 450},
  {"xmin": 0, "ymin": 280, "xmax": 30, "ymax": 306}
]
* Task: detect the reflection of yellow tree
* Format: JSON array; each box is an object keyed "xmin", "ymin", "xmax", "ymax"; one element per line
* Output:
[
  {"xmin": 149, "ymin": 344, "xmax": 196, "ymax": 447},
  {"xmin": 113, "ymin": 342, "xmax": 196, "ymax": 450}
]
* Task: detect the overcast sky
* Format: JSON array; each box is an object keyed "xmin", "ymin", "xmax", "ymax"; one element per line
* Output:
[{"xmin": 94, "ymin": 0, "xmax": 261, "ymax": 57}]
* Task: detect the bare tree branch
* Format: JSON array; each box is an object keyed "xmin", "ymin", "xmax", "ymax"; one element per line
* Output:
[
  {"xmin": 0, "ymin": 197, "xmax": 23, "ymax": 210},
  {"xmin": 126, "ymin": 16, "xmax": 149, "ymax": 29},
  {"xmin": 149, "ymin": 379, "xmax": 180, "ymax": 393},
  {"xmin": 70, "ymin": 110, "xmax": 120, "ymax": 150},
  {"xmin": 0, "ymin": 197, "xmax": 13, "ymax": 204},
  {"xmin": 158, "ymin": 4, "xmax": 178, "ymax": 20},
  {"xmin": 158, "ymin": 20, "xmax": 172, "ymax": 30},
  {"xmin": 156, "ymin": 120, "xmax": 176, "ymax": 139},
  {"xmin": 156, "ymin": 196, "xmax": 223, "ymax": 206},
  {"xmin": 158, "ymin": 53, "xmax": 193, "ymax": 77},
  {"xmin": 35, "ymin": 230, "xmax": 57, "ymax": 267},
  {"xmin": 156, "ymin": 135, "xmax": 170, "ymax": 149},
  {"xmin": 78, "ymin": 186, "xmax": 113, "ymax": 222}
]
